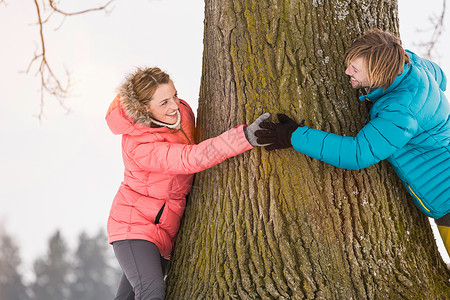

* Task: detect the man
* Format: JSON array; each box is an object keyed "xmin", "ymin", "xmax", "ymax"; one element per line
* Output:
[{"xmin": 256, "ymin": 28, "xmax": 450, "ymax": 255}]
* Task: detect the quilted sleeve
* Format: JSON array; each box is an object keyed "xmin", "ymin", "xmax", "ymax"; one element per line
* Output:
[
  {"xmin": 129, "ymin": 125, "xmax": 253, "ymax": 174},
  {"xmin": 291, "ymin": 103, "xmax": 419, "ymax": 169}
]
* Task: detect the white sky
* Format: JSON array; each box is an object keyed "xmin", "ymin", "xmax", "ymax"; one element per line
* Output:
[{"xmin": 0, "ymin": 0, "xmax": 448, "ymax": 277}]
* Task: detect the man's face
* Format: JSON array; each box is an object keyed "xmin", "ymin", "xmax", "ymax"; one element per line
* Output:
[{"xmin": 345, "ymin": 57, "xmax": 370, "ymax": 89}]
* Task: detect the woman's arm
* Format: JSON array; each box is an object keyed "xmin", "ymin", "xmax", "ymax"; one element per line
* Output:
[{"xmin": 129, "ymin": 125, "xmax": 253, "ymax": 174}]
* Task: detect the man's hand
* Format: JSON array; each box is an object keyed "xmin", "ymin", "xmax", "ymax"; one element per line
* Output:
[{"xmin": 255, "ymin": 113, "xmax": 305, "ymax": 150}]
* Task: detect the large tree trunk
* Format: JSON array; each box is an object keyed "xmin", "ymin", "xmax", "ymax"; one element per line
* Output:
[{"xmin": 167, "ymin": 0, "xmax": 450, "ymax": 298}]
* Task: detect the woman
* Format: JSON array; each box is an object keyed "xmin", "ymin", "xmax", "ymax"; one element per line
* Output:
[{"xmin": 106, "ymin": 67, "xmax": 268, "ymax": 299}]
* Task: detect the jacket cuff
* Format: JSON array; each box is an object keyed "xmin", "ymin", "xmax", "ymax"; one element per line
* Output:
[{"xmin": 234, "ymin": 125, "xmax": 254, "ymax": 151}]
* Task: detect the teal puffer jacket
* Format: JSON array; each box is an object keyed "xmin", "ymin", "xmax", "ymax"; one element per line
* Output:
[{"xmin": 291, "ymin": 51, "xmax": 450, "ymax": 218}]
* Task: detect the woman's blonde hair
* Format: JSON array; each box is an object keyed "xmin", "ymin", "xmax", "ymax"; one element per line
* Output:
[
  {"xmin": 345, "ymin": 28, "xmax": 410, "ymax": 90},
  {"xmin": 127, "ymin": 67, "xmax": 171, "ymax": 105}
]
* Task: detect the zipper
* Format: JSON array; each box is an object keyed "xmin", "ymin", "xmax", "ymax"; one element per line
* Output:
[
  {"xmin": 179, "ymin": 127, "xmax": 192, "ymax": 144},
  {"xmin": 364, "ymin": 101, "xmax": 373, "ymax": 124},
  {"xmin": 408, "ymin": 185, "xmax": 430, "ymax": 212},
  {"xmin": 155, "ymin": 203, "xmax": 165, "ymax": 225}
]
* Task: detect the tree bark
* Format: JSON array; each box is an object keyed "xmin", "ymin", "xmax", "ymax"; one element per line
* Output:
[{"xmin": 167, "ymin": 0, "xmax": 450, "ymax": 299}]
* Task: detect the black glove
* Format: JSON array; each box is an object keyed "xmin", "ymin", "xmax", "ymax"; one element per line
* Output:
[{"xmin": 255, "ymin": 113, "xmax": 305, "ymax": 151}]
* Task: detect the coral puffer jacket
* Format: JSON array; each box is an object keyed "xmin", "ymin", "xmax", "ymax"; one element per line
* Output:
[
  {"xmin": 290, "ymin": 51, "xmax": 450, "ymax": 218},
  {"xmin": 106, "ymin": 96, "xmax": 252, "ymax": 258}
]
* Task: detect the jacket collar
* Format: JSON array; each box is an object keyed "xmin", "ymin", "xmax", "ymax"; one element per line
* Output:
[
  {"xmin": 149, "ymin": 110, "xmax": 181, "ymax": 130},
  {"xmin": 359, "ymin": 62, "xmax": 411, "ymax": 103}
]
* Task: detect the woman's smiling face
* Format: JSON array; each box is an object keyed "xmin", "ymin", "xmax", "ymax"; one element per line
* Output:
[{"xmin": 147, "ymin": 80, "xmax": 180, "ymax": 124}]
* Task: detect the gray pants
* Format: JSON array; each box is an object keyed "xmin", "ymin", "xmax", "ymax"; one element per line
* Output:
[{"xmin": 113, "ymin": 240, "xmax": 169, "ymax": 300}]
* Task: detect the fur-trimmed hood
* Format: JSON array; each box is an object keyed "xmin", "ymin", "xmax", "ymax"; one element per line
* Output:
[
  {"xmin": 114, "ymin": 74, "xmax": 180, "ymax": 129},
  {"xmin": 118, "ymin": 77, "xmax": 160, "ymax": 127},
  {"xmin": 106, "ymin": 93, "xmax": 186, "ymax": 136},
  {"xmin": 105, "ymin": 77, "xmax": 182, "ymax": 135}
]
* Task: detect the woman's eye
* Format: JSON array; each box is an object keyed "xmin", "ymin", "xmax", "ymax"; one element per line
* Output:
[{"xmin": 161, "ymin": 101, "xmax": 168, "ymax": 106}]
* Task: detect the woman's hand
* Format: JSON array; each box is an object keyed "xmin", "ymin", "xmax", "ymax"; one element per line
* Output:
[{"xmin": 243, "ymin": 113, "xmax": 271, "ymax": 146}]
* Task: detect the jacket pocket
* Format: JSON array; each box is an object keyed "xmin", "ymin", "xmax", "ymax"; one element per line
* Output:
[
  {"xmin": 155, "ymin": 203, "xmax": 166, "ymax": 225},
  {"xmin": 408, "ymin": 185, "xmax": 431, "ymax": 213}
]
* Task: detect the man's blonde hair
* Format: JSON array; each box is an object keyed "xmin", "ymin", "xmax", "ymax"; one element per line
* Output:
[{"xmin": 345, "ymin": 28, "xmax": 410, "ymax": 90}]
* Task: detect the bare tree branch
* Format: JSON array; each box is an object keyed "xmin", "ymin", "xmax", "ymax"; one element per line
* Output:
[
  {"xmin": 28, "ymin": 0, "xmax": 115, "ymax": 120},
  {"xmin": 29, "ymin": 0, "xmax": 69, "ymax": 119},
  {"xmin": 49, "ymin": 0, "xmax": 115, "ymax": 16},
  {"xmin": 415, "ymin": 0, "xmax": 447, "ymax": 59}
]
